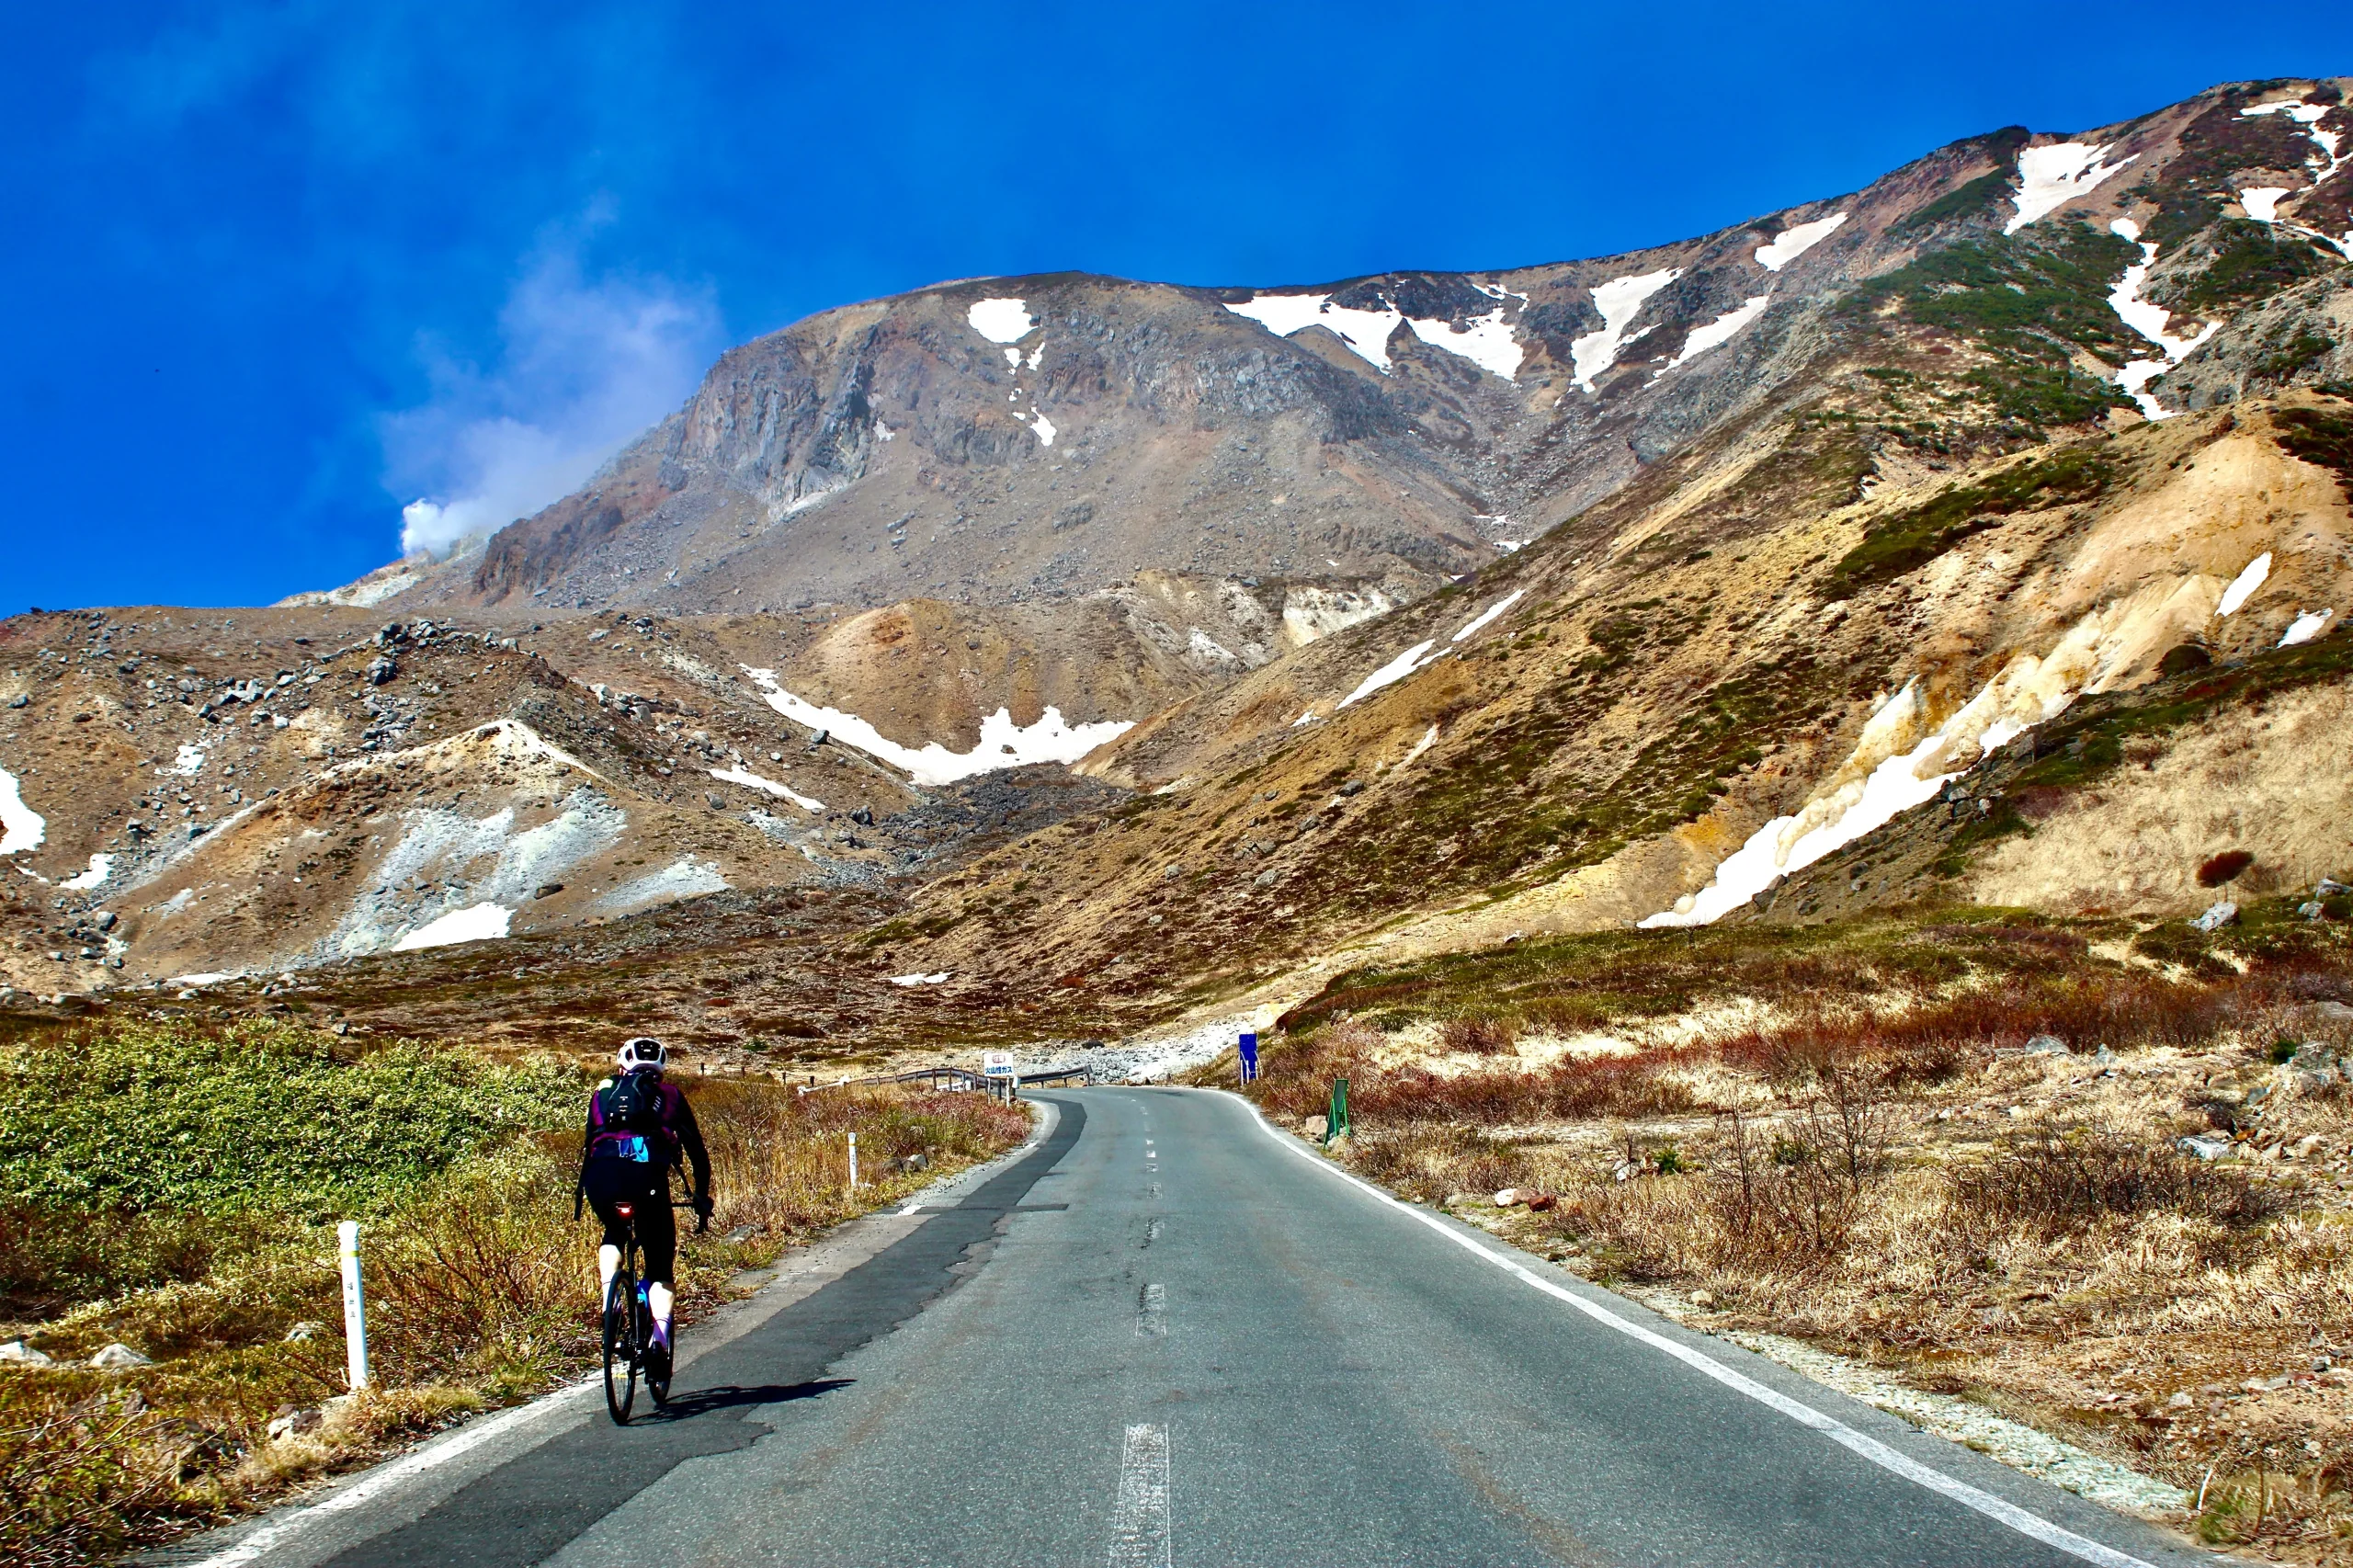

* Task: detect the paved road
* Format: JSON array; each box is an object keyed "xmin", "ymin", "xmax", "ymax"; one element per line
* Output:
[{"xmin": 189, "ymin": 1088, "xmax": 2218, "ymax": 1568}]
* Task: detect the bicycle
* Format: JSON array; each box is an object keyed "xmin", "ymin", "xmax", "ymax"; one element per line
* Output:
[{"xmin": 601, "ymin": 1198, "xmax": 702, "ymax": 1426}]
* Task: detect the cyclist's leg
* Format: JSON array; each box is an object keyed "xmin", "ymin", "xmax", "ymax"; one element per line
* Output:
[
  {"xmin": 641, "ymin": 1199, "xmax": 678, "ymax": 1348},
  {"xmin": 582, "ymin": 1162, "xmax": 635, "ymax": 1302}
]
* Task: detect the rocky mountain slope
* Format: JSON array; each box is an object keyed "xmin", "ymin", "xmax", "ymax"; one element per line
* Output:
[{"xmin": 7, "ymin": 76, "xmax": 2353, "ymax": 1066}]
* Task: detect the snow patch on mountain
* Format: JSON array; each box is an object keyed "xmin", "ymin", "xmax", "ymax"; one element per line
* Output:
[
  {"xmin": 1223, "ymin": 292, "xmax": 1525, "ymax": 380},
  {"xmin": 61, "ymin": 854, "xmax": 112, "ymax": 892},
  {"xmin": 710, "ymin": 765, "xmax": 824, "ymax": 812},
  {"xmin": 1451, "ymin": 588, "xmax": 1526, "ymax": 642},
  {"xmin": 1755, "ymin": 212, "xmax": 1847, "ymax": 270},
  {"xmin": 741, "ymin": 667, "xmax": 1132, "ymax": 786},
  {"xmin": 968, "ymin": 298, "xmax": 1038, "ymax": 344},
  {"xmin": 392, "ymin": 903, "xmax": 512, "ymax": 951},
  {"xmin": 1338, "ymin": 641, "xmax": 1437, "ymax": 708},
  {"xmin": 316, "ymin": 783, "xmax": 626, "ymax": 960},
  {"xmin": 1643, "ymin": 572, "xmax": 2284, "ymax": 927},
  {"xmin": 1571, "ymin": 268, "xmax": 1680, "ymax": 392},
  {"xmin": 1223, "ymin": 294, "xmax": 1405, "ymax": 371},
  {"xmin": 2218, "ymin": 552, "xmax": 2271, "ymax": 617},
  {"xmin": 2280, "ymin": 608, "xmax": 2333, "ymax": 647},
  {"xmin": 2105, "ymin": 219, "xmax": 2220, "ymax": 421},
  {"xmin": 1658, "ymin": 294, "xmax": 1771, "ymax": 375},
  {"xmin": 1407, "ymin": 310, "xmax": 1524, "ymax": 380},
  {"xmin": 2006, "ymin": 142, "xmax": 2136, "ymax": 234},
  {"xmin": 0, "ymin": 766, "xmax": 43, "ymax": 856}
]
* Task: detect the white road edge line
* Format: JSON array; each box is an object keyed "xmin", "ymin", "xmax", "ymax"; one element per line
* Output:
[
  {"xmin": 1108, "ymin": 1421, "xmax": 1173, "ymax": 1568},
  {"xmin": 1231, "ymin": 1095, "xmax": 2161, "ymax": 1568},
  {"xmin": 174, "ymin": 1376, "xmax": 603, "ymax": 1568}
]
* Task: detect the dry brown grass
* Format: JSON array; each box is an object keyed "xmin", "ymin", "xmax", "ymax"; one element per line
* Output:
[{"xmin": 1243, "ymin": 908, "xmax": 2353, "ymax": 1560}]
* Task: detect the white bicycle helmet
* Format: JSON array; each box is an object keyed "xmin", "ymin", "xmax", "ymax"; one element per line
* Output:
[{"xmin": 618, "ymin": 1036, "xmax": 667, "ymax": 1072}]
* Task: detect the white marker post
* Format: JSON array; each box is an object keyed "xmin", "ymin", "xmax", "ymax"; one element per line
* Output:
[
  {"xmin": 847, "ymin": 1132, "xmax": 859, "ymax": 1191},
  {"xmin": 336, "ymin": 1220, "xmax": 369, "ymax": 1391}
]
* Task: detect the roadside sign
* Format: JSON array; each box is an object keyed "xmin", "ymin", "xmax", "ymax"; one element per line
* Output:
[
  {"xmin": 980, "ymin": 1051, "xmax": 1017, "ymax": 1078},
  {"xmin": 1238, "ymin": 1030, "xmax": 1258, "ymax": 1084}
]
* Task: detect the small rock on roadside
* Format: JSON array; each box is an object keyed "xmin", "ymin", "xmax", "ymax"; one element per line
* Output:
[
  {"xmin": 88, "ymin": 1342, "xmax": 150, "ymax": 1369},
  {"xmin": 2024, "ymin": 1034, "xmax": 2068, "ymax": 1055},
  {"xmin": 267, "ymin": 1407, "xmax": 323, "ymax": 1442},
  {"xmin": 0, "ymin": 1339, "xmax": 54, "ymax": 1367},
  {"xmin": 2193, "ymin": 901, "xmax": 2239, "ymax": 933},
  {"xmin": 1493, "ymin": 1187, "xmax": 1522, "ymax": 1207}
]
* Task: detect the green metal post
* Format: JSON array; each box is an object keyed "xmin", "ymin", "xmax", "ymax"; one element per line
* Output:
[{"xmin": 1325, "ymin": 1077, "xmax": 1350, "ymax": 1145}]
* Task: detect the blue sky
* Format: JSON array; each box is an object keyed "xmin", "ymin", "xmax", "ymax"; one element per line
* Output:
[{"xmin": 3, "ymin": 3, "xmax": 2344, "ymax": 613}]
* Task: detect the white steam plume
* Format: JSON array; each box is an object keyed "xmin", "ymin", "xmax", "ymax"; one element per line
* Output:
[{"xmin": 382, "ymin": 244, "xmax": 720, "ymax": 559}]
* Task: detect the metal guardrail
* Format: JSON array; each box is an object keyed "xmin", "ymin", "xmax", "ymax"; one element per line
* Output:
[{"xmin": 798, "ymin": 1063, "xmax": 1096, "ymax": 1096}]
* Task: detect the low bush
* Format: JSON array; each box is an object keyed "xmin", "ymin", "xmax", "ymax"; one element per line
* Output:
[
  {"xmin": 1946, "ymin": 1131, "xmax": 2279, "ymax": 1234},
  {"xmin": 1438, "ymin": 1016, "xmax": 1515, "ymax": 1055}
]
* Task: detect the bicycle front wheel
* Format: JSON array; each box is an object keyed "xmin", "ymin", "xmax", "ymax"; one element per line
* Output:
[{"xmin": 602, "ymin": 1273, "xmax": 639, "ymax": 1425}]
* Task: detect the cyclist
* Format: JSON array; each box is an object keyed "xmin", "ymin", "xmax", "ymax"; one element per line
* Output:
[{"xmin": 577, "ymin": 1037, "xmax": 712, "ymax": 1379}]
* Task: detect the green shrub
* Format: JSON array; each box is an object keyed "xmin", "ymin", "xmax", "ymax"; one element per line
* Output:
[
  {"xmin": 1826, "ymin": 445, "xmax": 2114, "ymax": 596},
  {"xmin": 0, "ymin": 1022, "xmax": 580, "ymax": 1217}
]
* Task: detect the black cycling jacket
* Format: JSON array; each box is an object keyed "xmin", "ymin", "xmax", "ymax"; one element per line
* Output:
[{"xmin": 578, "ymin": 1070, "xmax": 711, "ymax": 1206}]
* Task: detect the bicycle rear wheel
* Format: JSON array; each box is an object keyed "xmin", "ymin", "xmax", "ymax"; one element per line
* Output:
[{"xmin": 602, "ymin": 1271, "xmax": 639, "ymax": 1425}]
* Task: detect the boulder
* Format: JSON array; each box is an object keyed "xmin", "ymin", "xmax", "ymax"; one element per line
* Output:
[
  {"xmin": 2193, "ymin": 901, "xmax": 2239, "ymax": 933},
  {"xmin": 1493, "ymin": 1188, "xmax": 1522, "ymax": 1207},
  {"xmin": 266, "ymin": 1407, "xmax": 323, "ymax": 1442},
  {"xmin": 2024, "ymin": 1034, "xmax": 2069, "ymax": 1055},
  {"xmin": 88, "ymin": 1342, "xmax": 150, "ymax": 1369},
  {"xmin": 1302, "ymin": 1114, "xmax": 1328, "ymax": 1140},
  {"xmin": 0, "ymin": 1339, "xmax": 54, "ymax": 1367}
]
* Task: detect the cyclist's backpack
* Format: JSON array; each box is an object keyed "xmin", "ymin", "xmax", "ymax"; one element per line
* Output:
[{"xmin": 600, "ymin": 1071, "xmax": 665, "ymax": 1138}]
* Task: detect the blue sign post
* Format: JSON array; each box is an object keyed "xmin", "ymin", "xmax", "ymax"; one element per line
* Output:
[{"xmin": 1238, "ymin": 1030, "xmax": 1259, "ymax": 1084}]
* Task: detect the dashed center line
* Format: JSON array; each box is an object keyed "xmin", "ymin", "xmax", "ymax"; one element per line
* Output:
[
  {"xmin": 1136, "ymin": 1281, "xmax": 1166, "ymax": 1337},
  {"xmin": 1108, "ymin": 1423, "xmax": 1172, "ymax": 1568}
]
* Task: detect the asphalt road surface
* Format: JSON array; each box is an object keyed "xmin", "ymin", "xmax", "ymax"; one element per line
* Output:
[{"xmin": 183, "ymin": 1088, "xmax": 2222, "ymax": 1568}]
